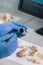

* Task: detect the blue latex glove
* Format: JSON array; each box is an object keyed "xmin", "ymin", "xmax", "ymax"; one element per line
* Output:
[
  {"xmin": 0, "ymin": 21, "xmax": 27, "ymax": 59},
  {"xmin": 0, "ymin": 21, "xmax": 27, "ymax": 36}
]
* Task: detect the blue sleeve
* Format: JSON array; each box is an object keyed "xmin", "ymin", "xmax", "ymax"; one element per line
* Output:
[{"xmin": 0, "ymin": 33, "xmax": 18, "ymax": 59}]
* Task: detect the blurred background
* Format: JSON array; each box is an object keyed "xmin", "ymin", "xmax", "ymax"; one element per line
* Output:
[
  {"xmin": 0, "ymin": 0, "xmax": 43, "ymax": 47},
  {"xmin": 0, "ymin": 0, "xmax": 19, "ymax": 13}
]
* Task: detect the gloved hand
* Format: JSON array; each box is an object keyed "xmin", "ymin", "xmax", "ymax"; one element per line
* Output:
[
  {"xmin": 0, "ymin": 21, "xmax": 27, "ymax": 37},
  {"xmin": 0, "ymin": 21, "xmax": 28, "ymax": 59}
]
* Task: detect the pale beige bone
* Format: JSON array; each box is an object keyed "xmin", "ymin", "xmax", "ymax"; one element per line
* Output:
[
  {"xmin": 31, "ymin": 57, "xmax": 40, "ymax": 64},
  {"xmin": 16, "ymin": 48, "xmax": 28, "ymax": 57},
  {"xmin": 2, "ymin": 13, "xmax": 13, "ymax": 21},
  {"xmin": 37, "ymin": 53, "xmax": 43, "ymax": 59}
]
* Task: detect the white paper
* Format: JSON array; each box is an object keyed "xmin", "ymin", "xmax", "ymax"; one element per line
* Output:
[{"xmin": 7, "ymin": 39, "xmax": 43, "ymax": 65}]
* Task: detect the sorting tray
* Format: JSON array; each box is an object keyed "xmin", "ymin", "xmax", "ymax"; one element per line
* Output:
[{"xmin": 7, "ymin": 39, "xmax": 43, "ymax": 65}]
